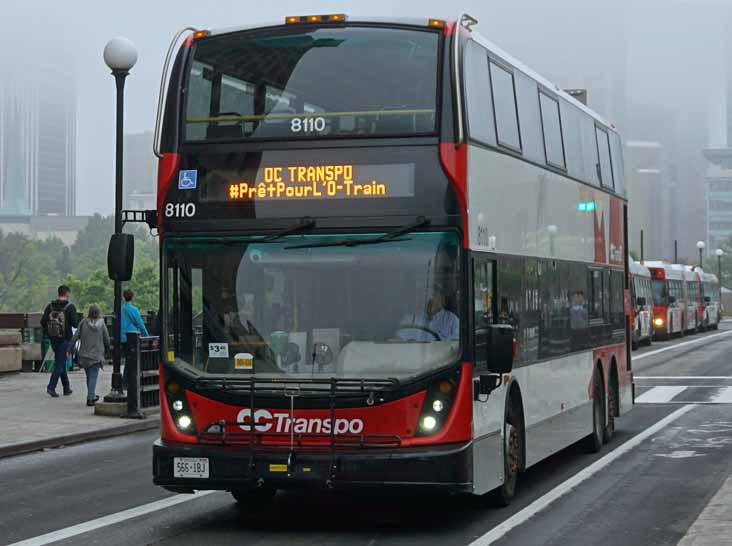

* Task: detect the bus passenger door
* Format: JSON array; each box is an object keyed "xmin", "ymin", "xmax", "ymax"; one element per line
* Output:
[{"xmin": 471, "ymin": 257, "xmax": 505, "ymax": 494}]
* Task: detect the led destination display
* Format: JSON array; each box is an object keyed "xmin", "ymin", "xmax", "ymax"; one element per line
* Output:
[{"xmin": 200, "ymin": 163, "xmax": 416, "ymax": 202}]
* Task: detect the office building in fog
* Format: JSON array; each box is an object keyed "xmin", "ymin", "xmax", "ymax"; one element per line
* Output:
[{"xmin": 0, "ymin": 65, "xmax": 77, "ymax": 216}]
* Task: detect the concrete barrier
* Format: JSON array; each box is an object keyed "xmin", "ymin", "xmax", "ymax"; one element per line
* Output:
[{"xmin": 0, "ymin": 332, "xmax": 23, "ymax": 373}]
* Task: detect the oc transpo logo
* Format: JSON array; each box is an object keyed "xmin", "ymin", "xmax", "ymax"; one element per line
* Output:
[{"xmin": 237, "ymin": 408, "xmax": 364, "ymax": 434}]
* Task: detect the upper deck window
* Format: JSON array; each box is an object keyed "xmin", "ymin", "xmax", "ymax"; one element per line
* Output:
[
  {"xmin": 184, "ymin": 26, "xmax": 439, "ymax": 142},
  {"xmin": 539, "ymin": 92, "xmax": 566, "ymax": 169},
  {"xmin": 595, "ymin": 126, "xmax": 614, "ymax": 189},
  {"xmin": 489, "ymin": 61, "xmax": 521, "ymax": 151}
]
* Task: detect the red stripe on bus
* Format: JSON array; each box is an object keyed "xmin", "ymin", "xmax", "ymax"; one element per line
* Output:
[{"xmin": 439, "ymin": 143, "xmax": 468, "ymax": 247}]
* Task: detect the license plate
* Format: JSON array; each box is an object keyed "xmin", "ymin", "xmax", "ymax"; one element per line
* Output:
[{"xmin": 173, "ymin": 457, "xmax": 209, "ymax": 478}]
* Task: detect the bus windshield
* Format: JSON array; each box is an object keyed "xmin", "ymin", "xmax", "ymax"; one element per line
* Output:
[
  {"xmin": 164, "ymin": 232, "xmax": 460, "ymax": 380},
  {"xmin": 652, "ymin": 279, "xmax": 666, "ymax": 305},
  {"xmin": 184, "ymin": 26, "xmax": 440, "ymax": 142}
]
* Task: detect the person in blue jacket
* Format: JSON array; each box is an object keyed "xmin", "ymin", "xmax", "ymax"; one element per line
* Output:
[{"xmin": 121, "ymin": 289, "xmax": 149, "ymax": 390}]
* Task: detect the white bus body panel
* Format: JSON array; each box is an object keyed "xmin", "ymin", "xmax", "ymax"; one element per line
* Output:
[{"xmin": 466, "ymin": 146, "xmax": 615, "ymax": 262}]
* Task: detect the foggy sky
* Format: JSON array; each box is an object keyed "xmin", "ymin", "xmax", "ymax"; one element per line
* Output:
[{"xmin": 2, "ymin": 0, "xmax": 730, "ymax": 217}]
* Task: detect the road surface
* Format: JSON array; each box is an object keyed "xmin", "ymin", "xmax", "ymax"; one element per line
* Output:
[{"xmin": 3, "ymin": 325, "xmax": 732, "ymax": 546}]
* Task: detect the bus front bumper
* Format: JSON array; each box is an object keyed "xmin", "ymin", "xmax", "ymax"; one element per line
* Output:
[{"xmin": 153, "ymin": 438, "xmax": 473, "ymax": 493}]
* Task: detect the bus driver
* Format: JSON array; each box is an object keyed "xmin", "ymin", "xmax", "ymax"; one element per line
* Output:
[{"xmin": 397, "ymin": 289, "xmax": 459, "ymax": 341}]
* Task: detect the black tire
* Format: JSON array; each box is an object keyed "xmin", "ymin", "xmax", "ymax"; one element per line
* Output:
[
  {"xmin": 491, "ymin": 399, "xmax": 523, "ymax": 507},
  {"xmin": 603, "ymin": 373, "xmax": 617, "ymax": 444},
  {"xmin": 230, "ymin": 487, "xmax": 277, "ymax": 512},
  {"xmin": 583, "ymin": 371, "xmax": 604, "ymax": 453}
]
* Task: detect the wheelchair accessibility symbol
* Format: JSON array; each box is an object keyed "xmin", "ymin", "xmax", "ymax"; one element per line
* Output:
[{"xmin": 178, "ymin": 170, "xmax": 198, "ymax": 190}]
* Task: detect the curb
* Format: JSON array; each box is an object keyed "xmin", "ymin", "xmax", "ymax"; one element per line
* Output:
[{"xmin": 0, "ymin": 417, "xmax": 160, "ymax": 459}]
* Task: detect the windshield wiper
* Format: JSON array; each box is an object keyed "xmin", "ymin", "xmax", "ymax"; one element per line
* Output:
[
  {"xmin": 261, "ymin": 217, "xmax": 316, "ymax": 242},
  {"xmin": 284, "ymin": 216, "xmax": 431, "ymax": 250}
]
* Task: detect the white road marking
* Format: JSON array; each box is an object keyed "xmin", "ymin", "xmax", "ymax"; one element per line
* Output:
[
  {"xmin": 711, "ymin": 386, "xmax": 732, "ymax": 404},
  {"xmin": 468, "ymin": 404, "xmax": 695, "ymax": 546},
  {"xmin": 654, "ymin": 450, "xmax": 704, "ymax": 459},
  {"xmin": 635, "ymin": 376, "xmax": 732, "ymax": 380},
  {"xmin": 634, "ymin": 329, "xmax": 732, "ymax": 361},
  {"xmin": 6, "ymin": 491, "xmax": 217, "ymax": 546},
  {"xmin": 635, "ymin": 386, "xmax": 687, "ymax": 404}
]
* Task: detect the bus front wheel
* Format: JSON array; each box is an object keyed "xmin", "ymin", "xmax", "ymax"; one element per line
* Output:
[{"xmin": 491, "ymin": 396, "xmax": 524, "ymax": 507}]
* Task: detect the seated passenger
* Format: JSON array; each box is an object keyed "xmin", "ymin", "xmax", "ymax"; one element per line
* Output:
[{"xmin": 398, "ymin": 291, "xmax": 459, "ymax": 341}]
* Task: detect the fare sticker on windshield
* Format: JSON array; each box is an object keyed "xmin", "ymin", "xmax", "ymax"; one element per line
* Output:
[{"xmin": 224, "ymin": 163, "xmax": 414, "ymax": 201}]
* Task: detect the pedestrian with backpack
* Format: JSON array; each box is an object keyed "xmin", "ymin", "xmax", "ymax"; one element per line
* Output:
[
  {"xmin": 70, "ymin": 304, "xmax": 110, "ymax": 406},
  {"xmin": 41, "ymin": 285, "xmax": 80, "ymax": 397}
]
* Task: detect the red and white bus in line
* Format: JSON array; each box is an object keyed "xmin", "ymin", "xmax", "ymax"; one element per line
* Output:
[
  {"xmin": 646, "ymin": 262, "xmax": 684, "ymax": 338},
  {"xmin": 678, "ymin": 265, "xmax": 701, "ymax": 333},
  {"xmin": 629, "ymin": 260, "xmax": 653, "ymax": 349},
  {"xmin": 700, "ymin": 270, "xmax": 722, "ymax": 330},
  {"xmin": 151, "ymin": 13, "xmax": 632, "ymax": 506}
]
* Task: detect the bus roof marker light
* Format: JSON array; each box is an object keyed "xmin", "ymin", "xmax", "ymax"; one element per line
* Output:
[
  {"xmin": 285, "ymin": 16, "xmax": 300, "ymax": 24},
  {"xmin": 192, "ymin": 30, "xmax": 210, "ymax": 40},
  {"xmin": 307, "ymin": 15, "xmax": 322, "ymax": 23},
  {"xmin": 428, "ymin": 19, "xmax": 445, "ymax": 28},
  {"xmin": 327, "ymin": 14, "xmax": 347, "ymax": 22}
]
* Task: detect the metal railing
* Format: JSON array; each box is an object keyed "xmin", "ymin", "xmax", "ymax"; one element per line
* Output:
[{"xmin": 124, "ymin": 332, "xmax": 160, "ymax": 418}]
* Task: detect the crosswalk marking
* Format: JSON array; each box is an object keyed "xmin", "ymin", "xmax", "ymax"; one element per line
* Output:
[
  {"xmin": 635, "ymin": 386, "xmax": 687, "ymax": 404},
  {"xmin": 711, "ymin": 386, "xmax": 732, "ymax": 404},
  {"xmin": 635, "ymin": 385, "xmax": 732, "ymax": 404}
]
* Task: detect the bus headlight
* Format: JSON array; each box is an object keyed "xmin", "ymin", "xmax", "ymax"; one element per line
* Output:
[
  {"xmin": 654, "ymin": 317, "xmax": 664, "ymax": 327},
  {"xmin": 172, "ymin": 400, "xmax": 183, "ymax": 411},
  {"xmin": 421, "ymin": 416, "xmax": 437, "ymax": 431},
  {"xmin": 415, "ymin": 370, "xmax": 460, "ymax": 437},
  {"xmin": 177, "ymin": 415, "xmax": 192, "ymax": 429}
]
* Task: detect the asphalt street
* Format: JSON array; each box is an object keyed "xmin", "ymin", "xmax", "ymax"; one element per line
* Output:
[{"xmin": 3, "ymin": 325, "xmax": 732, "ymax": 546}]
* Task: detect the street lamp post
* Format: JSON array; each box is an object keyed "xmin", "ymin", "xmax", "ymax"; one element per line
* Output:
[
  {"xmin": 103, "ymin": 37, "xmax": 138, "ymax": 403},
  {"xmin": 716, "ymin": 249, "xmax": 724, "ymax": 285},
  {"xmin": 696, "ymin": 241, "xmax": 706, "ymax": 269}
]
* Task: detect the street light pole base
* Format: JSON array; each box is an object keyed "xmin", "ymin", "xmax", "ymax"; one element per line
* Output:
[
  {"xmin": 123, "ymin": 410, "xmax": 147, "ymax": 420},
  {"xmin": 104, "ymin": 389, "xmax": 127, "ymax": 404}
]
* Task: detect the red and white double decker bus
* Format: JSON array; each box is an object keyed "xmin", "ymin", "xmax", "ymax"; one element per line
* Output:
[
  {"xmin": 629, "ymin": 260, "xmax": 653, "ymax": 349},
  {"xmin": 646, "ymin": 261, "xmax": 684, "ymax": 338},
  {"xmin": 151, "ymin": 14, "xmax": 632, "ymax": 506}
]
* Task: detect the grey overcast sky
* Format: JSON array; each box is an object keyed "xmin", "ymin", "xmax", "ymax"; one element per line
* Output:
[{"xmin": 2, "ymin": 0, "xmax": 730, "ymax": 214}]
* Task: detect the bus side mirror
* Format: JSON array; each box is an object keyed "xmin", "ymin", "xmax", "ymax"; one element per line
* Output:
[
  {"xmin": 704, "ymin": 296, "xmax": 711, "ymax": 303},
  {"xmin": 486, "ymin": 324, "xmax": 514, "ymax": 374},
  {"xmin": 668, "ymin": 296, "xmax": 676, "ymax": 304},
  {"xmin": 107, "ymin": 234, "xmax": 135, "ymax": 282},
  {"xmin": 637, "ymin": 296, "xmax": 646, "ymax": 307}
]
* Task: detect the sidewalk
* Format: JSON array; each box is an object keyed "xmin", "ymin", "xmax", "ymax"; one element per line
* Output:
[
  {"xmin": 678, "ymin": 474, "xmax": 732, "ymax": 545},
  {"xmin": 0, "ymin": 369, "xmax": 158, "ymax": 458}
]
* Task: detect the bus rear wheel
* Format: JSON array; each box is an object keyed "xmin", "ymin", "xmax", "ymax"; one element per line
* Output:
[
  {"xmin": 583, "ymin": 371, "xmax": 604, "ymax": 453},
  {"xmin": 491, "ymin": 399, "xmax": 523, "ymax": 507}
]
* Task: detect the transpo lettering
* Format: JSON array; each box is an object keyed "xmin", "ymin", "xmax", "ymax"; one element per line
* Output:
[{"xmin": 236, "ymin": 408, "xmax": 364, "ymax": 434}]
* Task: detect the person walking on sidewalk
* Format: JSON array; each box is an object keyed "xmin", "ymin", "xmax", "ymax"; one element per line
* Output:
[
  {"xmin": 121, "ymin": 289, "xmax": 149, "ymax": 390},
  {"xmin": 41, "ymin": 285, "xmax": 80, "ymax": 397},
  {"xmin": 70, "ymin": 304, "xmax": 110, "ymax": 407}
]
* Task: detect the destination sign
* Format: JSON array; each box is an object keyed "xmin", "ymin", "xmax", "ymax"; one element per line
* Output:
[{"xmin": 203, "ymin": 163, "xmax": 415, "ymax": 202}]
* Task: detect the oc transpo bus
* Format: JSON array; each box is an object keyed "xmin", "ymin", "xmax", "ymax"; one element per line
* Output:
[
  {"xmin": 629, "ymin": 260, "xmax": 653, "ymax": 349},
  {"xmin": 646, "ymin": 261, "xmax": 684, "ymax": 338},
  {"xmin": 151, "ymin": 13, "xmax": 633, "ymax": 506},
  {"xmin": 700, "ymin": 270, "xmax": 722, "ymax": 330}
]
